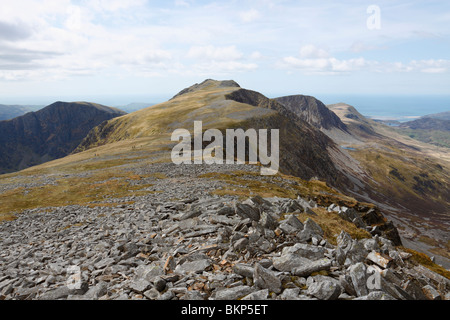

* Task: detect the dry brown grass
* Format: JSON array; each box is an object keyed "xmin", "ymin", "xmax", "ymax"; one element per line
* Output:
[
  {"xmin": 400, "ymin": 247, "xmax": 450, "ymax": 279},
  {"xmin": 294, "ymin": 207, "xmax": 372, "ymax": 245},
  {"xmin": 0, "ymin": 170, "xmax": 164, "ymax": 222}
]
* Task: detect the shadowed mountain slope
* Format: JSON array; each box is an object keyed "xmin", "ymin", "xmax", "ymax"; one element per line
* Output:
[{"xmin": 0, "ymin": 102, "xmax": 126, "ymax": 173}]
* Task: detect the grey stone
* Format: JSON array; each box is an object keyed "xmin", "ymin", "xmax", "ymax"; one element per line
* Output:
[
  {"xmin": 158, "ymin": 290, "xmax": 175, "ymax": 300},
  {"xmin": 214, "ymin": 285, "xmax": 255, "ymax": 300},
  {"xmin": 253, "ymin": 263, "xmax": 282, "ymax": 294},
  {"xmin": 354, "ymin": 291, "xmax": 396, "ymax": 300},
  {"xmin": 281, "ymin": 200, "xmax": 303, "ymax": 213},
  {"xmin": 307, "ymin": 279, "xmax": 341, "ymax": 300},
  {"xmin": 241, "ymin": 289, "xmax": 269, "ymax": 300},
  {"xmin": 422, "ymin": 285, "xmax": 441, "ymax": 300},
  {"xmin": 39, "ymin": 287, "xmax": 70, "ymax": 300},
  {"xmin": 259, "ymin": 211, "xmax": 278, "ymax": 230},
  {"xmin": 362, "ymin": 238, "xmax": 379, "ymax": 252},
  {"xmin": 297, "ymin": 218, "xmax": 323, "ymax": 242},
  {"xmin": 135, "ymin": 263, "xmax": 164, "ymax": 282},
  {"xmin": 233, "ymin": 237, "xmax": 249, "ymax": 251},
  {"xmin": 143, "ymin": 287, "xmax": 160, "ymax": 300},
  {"xmin": 217, "ymin": 206, "xmax": 235, "ymax": 216},
  {"xmin": 235, "ymin": 203, "xmax": 260, "ymax": 222},
  {"xmin": 349, "ymin": 263, "xmax": 368, "ymax": 297},
  {"xmin": 180, "ymin": 209, "xmax": 203, "ymax": 220},
  {"xmin": 233, "ymin": 263, "xmax": 254, "ymax": 278},
  {"xmin": 339, "ymin": 274, "xmax": 356, "ymax": 297},
  {"xmin": 279, "ymin": 214, "xmax": 304, "ymax": 234},
  {"xmin": 273, "ymin": 253, "xmax": 312, "ymax": 272},
  {"xmin": 402, "ymin": 280, "xmax": 427, "ymax": 300},
  {"xmin": 154, "ymin": 277, "xmax": 167, "ymax": 292},
  {"xmin": 117, "ymin": 242, "xmax": 140, "ymax": 257},
  {"xmin": 366, "ymin": 251, "xmax": 392, "ymax": 269},
  {"xmin": 292, "ymin": 258, "xmax": 332, "ymax": 277},
  {"xmin": 288, "ymin": 243, "xmax": 325, "ymax": 260},
  {"xmin": 181, "ymin": 290, "xmax": 206, "ymax": 300},
  {"xmin": 279, "ymin": 288, "xmax": 301, "ymax": 300},
  {"xmin": 129, "ymin": 279, "xmax": 152, "ymax": 293},
  {"xmin": 175, "ymin": 259, "xmax": 212, "ymax": 274},
  {"xmin": 84, "ymin": 281, "xmax": 108, "ymax": 299},
  {"xmin": 94, "ymin": 257, "xmax": 115, "ymax": 270}
]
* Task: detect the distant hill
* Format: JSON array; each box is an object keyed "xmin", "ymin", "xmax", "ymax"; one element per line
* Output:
[
  {"xmin": 423, "ymin": 111, "xmax": 450, "ymax": 121},
  {"xmin": 117, "ymin": 103, "xmax": 156, "ymax": 113},
  {"xmin": 0, "ymin": 104, "xmax": 43, "ymax": 121},
  {"xmin": 401, "ymin": 117, "xmax": 450, "ymax": 131},
  {"xmin": 0, "ymin": 102, "xmax": 126, "ymax": 173},
  {"xmin": 394, "ymin": 112, "xmax": 450, "ymax": 148}
]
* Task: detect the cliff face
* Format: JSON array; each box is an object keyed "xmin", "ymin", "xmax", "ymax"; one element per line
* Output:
[
  {"xmin": 275, "ymin": 95, "xmax": 348, "ymax": 131},
  {"xmin": 0, "ymin": 102, "xmax": 126, "ymax": 173},
  {"xmin": 224, "ymin": 89, "xmax": 351, "ymax": 189}
]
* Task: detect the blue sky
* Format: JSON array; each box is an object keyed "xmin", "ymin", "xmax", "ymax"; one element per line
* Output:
[{"xmin": 0, "ymin": 0, "xmax": 449, "ymax": 105}]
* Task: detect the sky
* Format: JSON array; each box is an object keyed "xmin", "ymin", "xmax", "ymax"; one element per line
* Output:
[{"xmin": 0, "ymin": 0, "xmax": 450, "ymax": 105}]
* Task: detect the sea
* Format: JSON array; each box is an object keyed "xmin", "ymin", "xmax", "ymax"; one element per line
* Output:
[{"xmin": 314, "ymin": 94, "xmax": 450, "ymax": 122}]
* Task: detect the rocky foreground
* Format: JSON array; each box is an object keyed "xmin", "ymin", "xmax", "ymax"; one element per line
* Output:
[{"xmin": 0, "ymin": 164, "xmax": 449, "ymax": 301}]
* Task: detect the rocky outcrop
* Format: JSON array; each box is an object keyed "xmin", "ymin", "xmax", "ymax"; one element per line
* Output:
[
  {"xmin": 275, "ymin": 95, "xmax": 348, "ymax": 131},
  {"xmin": 0, "ymin": 102, "xmax": 125, "ymax": 173}
]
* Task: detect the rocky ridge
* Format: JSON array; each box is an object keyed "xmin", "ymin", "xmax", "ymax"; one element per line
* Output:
[{"xmin": 0, "ymin": 163, "xmax": 447, "ymax": 301}]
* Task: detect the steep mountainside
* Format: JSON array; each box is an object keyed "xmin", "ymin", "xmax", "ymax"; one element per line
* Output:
[
  {"xmin": 275, "ymin": 95, "xmax": 347, "ymax": 131},
  {"xmin": 0, "ymin": 102, "xmax": 126, "ymax": 173}
]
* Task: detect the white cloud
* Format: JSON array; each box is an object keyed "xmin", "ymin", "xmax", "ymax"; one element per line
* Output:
[
  {"xmin": 65, "ymin": 5, "xmax": 83, "ymax": 31},
  {"xmin": 185, "ymin": 45, "xmax": 258, "ymax": 75},
  {"xmin": 299, "ymin": 45, "xmax": 330, "ymax": 59},
  {"xmin": 88, "ymin": 0, "xmax": 147, "ymax": 12},
  {"xmin": 239, "ymin": 9, "xmax": 261, "ymax": 23},
  {"xmin": 408, "ymin": 59, "xmax": 450, "ymax": 74},
  {"xmin": 187, "ymin": 45, "xmax": 244, "ymax": 61},
  {"xmin": 175, "ymin": 0, "xmax": 190, "ymax": 7},
  {"xmin": 250, "ymin": 51, "xmax": 263, "ymax": 60},
  {"xmin": 282, "ymin": 46, "xmax": 450, "ymax": 75},
  {"xmin": 190, "ymin": 61, "xmax": 258, "ymax": 76},
  {"xmin": 282, "ymin": 45, "xmax": 367, "ymax": 74}
]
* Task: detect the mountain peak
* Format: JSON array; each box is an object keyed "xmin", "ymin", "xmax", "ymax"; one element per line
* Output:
[
  {"xmin": 171, "ymin": 79, "xmax": 240, "ymax": 100},
  {"xmin": 0, "ymin": 101, "xmax": 126, "ymax": 173},
  {"xmin": 275, "ymin": 95, "xmax": 348, "ymax": 131}
]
